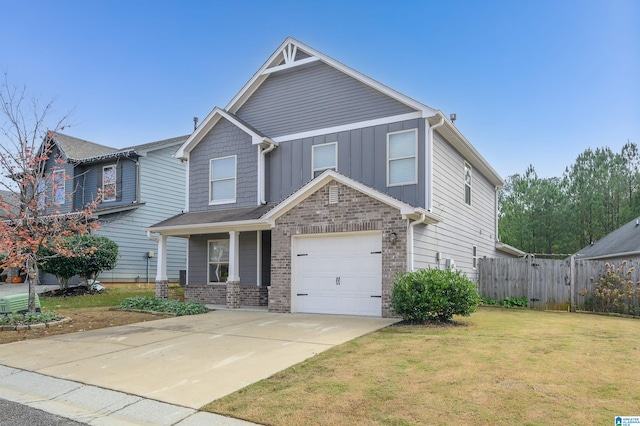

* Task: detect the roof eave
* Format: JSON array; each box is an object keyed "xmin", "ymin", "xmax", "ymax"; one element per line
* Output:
[{"xmin": 145, "ymin": 218, "xmax": 271, "ymax": 236}]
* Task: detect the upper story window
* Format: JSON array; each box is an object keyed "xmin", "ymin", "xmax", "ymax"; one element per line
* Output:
[
  {"xmin": 464, "ymin": 161, "xmax": 472, "ymax": 205},
  {"xmin": 102, "ymin": 165, "xmax": 117, "ymax": 202},
  {"xmin": 472, "ymin": 245, "xmax": 477, "ymax": 269},
  {"xmin": 210, "ymin": 155, "xmax": 236, "ymax": 204},
  {"xmin": 53, "ymin": 170, "xmax": 65, "ymax": 204},
  {"xmin": 387, "ymin": 129, "xmax": 417, "ymax": 186},
  {"xmin": 36, "ymin": 179, "xmax": 46, "ymax": 210},
  {"xmin": 312, "ymin": 142, "xmax": 337, "ymax": 178}
]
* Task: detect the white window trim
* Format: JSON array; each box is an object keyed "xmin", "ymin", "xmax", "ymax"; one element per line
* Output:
[
  {"xmin": 311, "ymin": 141, "xmax": 338, "ymax": 179},
  {"xmin": 387, "ymin": 129, "xmax": 418, "ymax": 187},
  {"xmin": 209, "ymin": 155, "xmax": 237, "ymax": 205},
  {"xmin": 464, "ymin": 161, "xmax": 472, "ymax": 206},
  {"xmin": 53, "ymin": 169, "xmax": 65, "ymax": 204},
  {"xmin": 208, "ymin": 238, "xmax": 230, "ymax": 283},
  {"xmin": 102, "ymin": 165, "xmax": 117, "ymax": 202}
]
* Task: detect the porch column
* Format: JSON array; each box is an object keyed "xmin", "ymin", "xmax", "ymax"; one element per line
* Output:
[
  {"xmin": 226, "ymin": 230, "xmax": 240, "ymax": 308},
  {"xmin": 155, "ymin": 234, "xmax": 169, "ymax": 299}
]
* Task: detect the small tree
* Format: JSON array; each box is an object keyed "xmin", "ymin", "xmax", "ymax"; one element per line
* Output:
[
  {"xmin": 39, "ymin": 235, "xmax": 118, "ymax": 289},
  {"xmin": 391, "ymin": 268, "xmax": 480, "ymax": 323},
  {"xmin": 0, "ymin": 75, "xmax": 100, "ymax": 311}
]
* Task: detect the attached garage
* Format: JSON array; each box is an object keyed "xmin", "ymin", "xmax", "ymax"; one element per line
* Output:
[{"xmin": 291, "ymin": 231, "xmax": 382, "ymax": 316}]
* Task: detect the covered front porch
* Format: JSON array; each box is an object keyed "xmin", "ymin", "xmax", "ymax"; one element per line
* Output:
[{"xmin": 146, "ymin": 205, "xmax": 274, "ymax": 310}]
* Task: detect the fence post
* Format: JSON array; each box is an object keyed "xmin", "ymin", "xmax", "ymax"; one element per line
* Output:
[
  {"xmin": 569, "ymin": 255, "xmax": 576, "ymax": 312},
  {"xmin": 526, "ymin": 254, "xmax": 532, "ymax": 309}
]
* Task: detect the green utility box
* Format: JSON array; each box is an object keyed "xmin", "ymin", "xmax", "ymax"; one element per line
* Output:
[{"xmin": 0, "ymin": 293, "xmax": 41, "ymax": 314}]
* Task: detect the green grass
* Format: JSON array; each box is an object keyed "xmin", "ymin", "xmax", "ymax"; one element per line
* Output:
[
  {"xmin": 203, "ymin": 308, "xmax": 640, "ymax": 425},
  {"xmin": 39, "ymin": 287, "xmax": 156, "ymax": 310}
]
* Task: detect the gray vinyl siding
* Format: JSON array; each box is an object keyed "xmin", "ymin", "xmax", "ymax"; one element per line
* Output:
[
  {"xmin": 236, "ymin": 61, "xmax": 417, "ymax": 138},
  {"xmin": 187, "ymin": 232, "xmax": 259, "ymax": 285},
  {"xmin": 189, "ymin": 118, "xmax": 258, "ymax": 212},
  {"xmin": 267, "ymin": 119, "xmax": 425, "ymax": 207},
  {"xmin": 413, "ymin": 131, "xmax": 499, "ymax": 282},
  {"xmin": 94, "ymin": 146, "xmax": 187, "ymax": 282},
  {"xmin": 78, "ymin": 158, "xmax": 137, "ymax": 208}
]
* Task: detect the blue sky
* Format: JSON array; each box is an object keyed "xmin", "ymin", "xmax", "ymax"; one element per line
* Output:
[{"xmin": 1, "ymin": 0, "xmax": 638, "ymax": 179}]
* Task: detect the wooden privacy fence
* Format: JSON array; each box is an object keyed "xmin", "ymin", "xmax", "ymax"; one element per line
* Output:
[{"xmin": 478, "ymin": 256, "xmax": 640, "ymax": 311}]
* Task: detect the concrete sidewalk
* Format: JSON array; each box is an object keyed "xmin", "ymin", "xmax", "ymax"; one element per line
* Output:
[{"xmin": 0, "ymin": 310, "xmax": 398, "ymax": 424}]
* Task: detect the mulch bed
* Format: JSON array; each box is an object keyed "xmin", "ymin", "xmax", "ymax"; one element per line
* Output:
[{"xmin": 39, "ymin": 286, "xmax": 101, "ymax": 298}]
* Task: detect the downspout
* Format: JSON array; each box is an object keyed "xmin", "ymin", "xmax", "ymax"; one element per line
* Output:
[
  {"xmin": 426, "ymin": 116, "xmax": 445, "ymax": 211},
  {"xmin": 132, "ymin": 158, "xmax": 140, "ymax": 203},
  {"xmin": 494, "ymin": 186, "xmax": 500, "ymax": 243},
  {"xmin": 407, "ymin": 213, "xmax": 427, "ymax": 272},
  {"xmin": 259, "ymin": 141, "xmax": 277, "ymax": 205}
]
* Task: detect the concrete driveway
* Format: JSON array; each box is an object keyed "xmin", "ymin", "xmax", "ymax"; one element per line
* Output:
[{"xmin": 0, "ymin": 310, "xmax": 397, "ymax": 409}]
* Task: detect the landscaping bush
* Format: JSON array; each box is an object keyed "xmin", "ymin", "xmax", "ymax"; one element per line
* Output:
[
  {"xmin": 391, "ymin": 268, "xmax": 480, "ymax": 322},
  {"xmin": 580, "ymin": 261, "xmax": 640, "ymax": 315},
  {"xmin": 118, "ymin": 296, "xmax": 209, "ymax": 316},
  {"xmin": 502, "ymin": 296, "xmax": 528, "ymax": 308},
  {"xmin": 0, "ymin": 311, "xmax": 59, "ymax": 325}
]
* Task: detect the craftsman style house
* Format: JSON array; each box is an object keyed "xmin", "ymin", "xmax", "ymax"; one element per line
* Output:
[
  {"xmin": 147, "ymin": 38, "xmax": 520, "ymax": 317},
  {"xmin": 38, "ymin": 133, "xmax": 187, "ymax": 284}
]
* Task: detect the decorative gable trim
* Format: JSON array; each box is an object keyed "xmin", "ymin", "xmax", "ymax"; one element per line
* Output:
[
  {"xmin": 262, "ymin": 169, "xmax": 442, "ymax": 226},
  {"xmin": 174, "ymin": 108, "xmax": 275, "ymax": 160},
  {"xmin": 226, "ymin": 37, "xmax": 436, "ymax": 118}
]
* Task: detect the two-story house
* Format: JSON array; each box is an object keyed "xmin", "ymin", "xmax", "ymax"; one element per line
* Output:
[
  {"xmin": 147, "ymin": 38, "xmax": 521, "ymax": 317},
  {"xmin": 38, "ymin": 133, "xmax": 187, "ymax": 284}
]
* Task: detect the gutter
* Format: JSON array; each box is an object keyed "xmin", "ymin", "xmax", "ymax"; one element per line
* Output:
[
  {"xmin": 426, "ymin": 116, "xmax": 445, "ymax": 211},
  {"xmin": 259, "ymin": 140, "xmax": 277, "ymax": 205}
]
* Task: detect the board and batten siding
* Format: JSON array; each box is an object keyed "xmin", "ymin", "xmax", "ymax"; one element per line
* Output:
[
  {"xmin": 236, "ymin": 61, "xmax": 417, "ymax": 138},
  {"xmin": 94, "ymin": 145, "xmax": 187, "ymax": 282},
  {"xmin": 267, "ymin": 118, "xmax": 426, "ymax": 207},
  {"xmin": 187, "ymin": 232, "xmax": 259, "ymax": 285},
  {"xmin": 188, "ymin": 118, "xmax": 258, "ymax": 212},
  {"xmin": 413, "ymin": 131, "xmax": 499, "ymax": 282}
]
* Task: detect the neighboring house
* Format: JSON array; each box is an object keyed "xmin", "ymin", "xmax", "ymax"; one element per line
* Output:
[
  {"xmin": 576, "ymin": 217, "xmax": 640, "ymax": 263},
  {"xmin": 0, "ymin": 190, "xmax": 19, "ymax": 219},
  {"xmin": 38, "ymin": 133, "xmax": 187, "ymax": 283},
  {"xmin": 147, "ymin": 37, "xmax": 519, "ymax": 317}
]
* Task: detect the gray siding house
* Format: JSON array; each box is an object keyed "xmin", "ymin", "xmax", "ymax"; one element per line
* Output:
[
  {"xmin": 148, "ymin": 38, "xmax": 519, "ymax": 317},
  {"xmin": 39, "ymin": 133, "xmax": 187, "ymax": 283}
]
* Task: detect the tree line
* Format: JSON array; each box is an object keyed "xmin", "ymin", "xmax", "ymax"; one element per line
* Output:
[{"xmin": 498, "ymin": 141, "xmax": 640, "ymax": 255}]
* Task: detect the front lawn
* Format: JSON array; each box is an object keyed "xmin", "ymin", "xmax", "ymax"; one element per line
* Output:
[{"xmin": 203, "ymin": 308, "xmax": 640, "ymax": 425}]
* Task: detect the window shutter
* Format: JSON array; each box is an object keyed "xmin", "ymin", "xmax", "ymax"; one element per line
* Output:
[
  {"xmin": 116, "ymin": 162, "xmax": 123, "ymax": 201},
  {"xmin": 96, "ymin": 167, "xmax": 102, "ymax": 199}
]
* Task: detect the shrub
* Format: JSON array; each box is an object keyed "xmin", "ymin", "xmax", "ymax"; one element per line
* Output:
[
  {"xmin": 502, "ymin": 296, "xmax": 528, "ymax": 308},
  {"xmin": 0, "ymin": 311, "xmax": 59, "ymax": 325},
  {"xmin": 481, "ymin": 297, "xmax": 501, "ymax": 306},
  {"xmin": 581, "ymin": 261, "xmax": 640, "ymax": 315},
  {"xmin": 118, "ymin": 296, "xmax": 209, "ymax": 316},
  {"xmin": 391, "ymin": 268, "xmax": 480, "ymax": 322}
]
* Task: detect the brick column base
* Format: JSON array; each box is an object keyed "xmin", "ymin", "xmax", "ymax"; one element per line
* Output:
[
  {"xmin": 155, "ymin": 280, "xmax": 169, "ymax": 299},
  {"xmin": 226, "ymin": 281, "xmax": 240, "ymax": 309}
]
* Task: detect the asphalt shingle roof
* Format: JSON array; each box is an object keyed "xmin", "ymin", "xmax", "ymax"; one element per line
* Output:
[
  {"xmin": 576, "ymin": 217, "xmax": 640, "ymax": 259},
  {"xmin": 151, "ymin": 204, "xmax": 276, "ymax": 229}
]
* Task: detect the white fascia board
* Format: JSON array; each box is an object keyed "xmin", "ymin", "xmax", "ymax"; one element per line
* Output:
[
  {"xmin": 262, "ymin": 169, "xmax": 429, "ymax": 225},
  {"xmin": 174, "ymin": 108, "xmax": 274, "ymax": 159},
  {"xmin": 430, "ymin": 112, "xmax": 504, "ymax": 188},
  {"xmin": 226, "ymin": 37, "xmax": 437, "ymax": 117},
  {"xmin": 496, "ymin": 242, "xmax": 526, "ymax": 257},
  {"xmin": 145, "ymin": 219, "xmax": 271, "ymax": 237},
  {"xmin": 577, "ymin": 250, "xmax": 640, "ymax": 261},
  {"xmin": 271, "ymin": 112, "xmax": 422, "ymax": 143},
  {"xmin": 404, "ymin": 208, "xmax": 442, "ymax": 224}
]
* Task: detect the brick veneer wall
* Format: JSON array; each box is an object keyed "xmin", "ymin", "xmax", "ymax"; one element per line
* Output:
[
  {"xmin": 270, "ymin": 181, "xmax": 407, "ymax": 317},
  {"xmin": 185, "ymin": 284, "xmax": 268, "ymax": 307}
]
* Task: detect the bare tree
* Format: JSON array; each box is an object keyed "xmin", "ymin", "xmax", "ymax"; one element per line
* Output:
[{"xmin": 0, "ymin": 74, "xmax": 100, "ymax": 311}]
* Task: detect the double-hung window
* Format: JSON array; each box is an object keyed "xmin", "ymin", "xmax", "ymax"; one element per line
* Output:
[
  {"xmin": 36, "ymin": 179, "xmax": 46, "ymax": 210},
  {"xmin": 102, "ymin": 165, "xmax": 117, "ymax": 202},
  {"xmin": 387, "ymin": 129, "xmax": 417, "ymax": 186},
  {"xmin": 312, "ymin": 142, "xmax": 337, "ymax": 178},
  {"xmin": 208, "ymin": 239, "xmax": 229, "ymax": 283},
  {"xmin": 464, "ymin": 161, "xmax": 472, "ymax": 205},
  {"xmin": 53, "ymin": 170, "xmax": 65, "ymax": 204},
  {"xmin": 210, "ymin": 156, "xmax": 236, "ymax": 204}
]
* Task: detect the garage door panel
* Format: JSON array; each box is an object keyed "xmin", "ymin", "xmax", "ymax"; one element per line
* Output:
[{"xmin": 292, "ymin": 232, "xmax": 382, "ymax": 316}]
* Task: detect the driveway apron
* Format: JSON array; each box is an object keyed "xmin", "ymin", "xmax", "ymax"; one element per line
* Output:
[{"xmin": 0, "ymin": 310, "xmax": 397, "ymax": 409}]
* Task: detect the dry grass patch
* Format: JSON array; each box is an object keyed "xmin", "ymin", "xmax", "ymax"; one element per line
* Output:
[{"xmin": 203, "ymin": 308, "xmax": 640, "ymax": 425}]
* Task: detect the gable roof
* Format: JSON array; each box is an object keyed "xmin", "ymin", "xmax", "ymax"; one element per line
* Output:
[
  {"xmin": 174, "ymin": 108, "xmax": 275, "ymax": 160},
  {"xmin": 576, "ymin": 217, "xmax": 640, "ymax": 260},
  {"xmin": 226, "ymin": 37, "xmax": 437, "ymax": 118},
  {"xmin": 50, "ymin": 133, "xmax": 188, "ymax": 164},
  {"xmin": 263, "ymin": 169, "xmax": 442, "ymax": 226}
]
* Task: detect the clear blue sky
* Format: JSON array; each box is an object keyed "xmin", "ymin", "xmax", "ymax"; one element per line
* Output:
[{"xmin": 1, "ymin": 0, "xmax": 638, "ymax": 179}]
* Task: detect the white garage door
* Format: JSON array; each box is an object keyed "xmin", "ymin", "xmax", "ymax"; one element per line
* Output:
[{"xmin": 291, "ymin": 231, "xmax": 382, "ymax": 316}]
